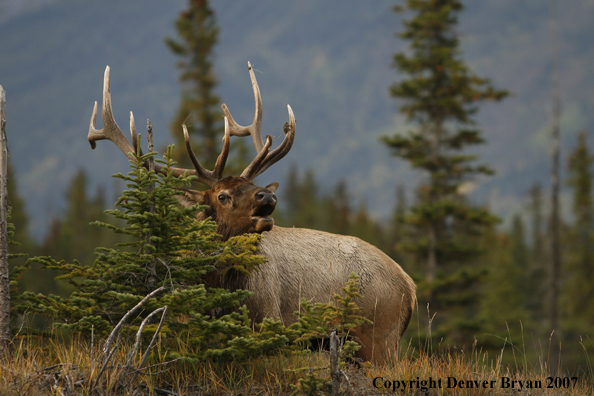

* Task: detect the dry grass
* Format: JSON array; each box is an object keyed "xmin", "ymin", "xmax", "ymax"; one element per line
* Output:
[
  {"xmin": 0, "ymin": 330, "xmax": 592, "ymax": 395},
  {"xmin": 362, "ymin": 339, "xmax": 594, "ymax": 395}
]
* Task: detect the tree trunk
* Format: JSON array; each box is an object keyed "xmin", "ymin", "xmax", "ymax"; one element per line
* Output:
[
  {"xmin": 0, "ymin": 85, "xmax": 11, "ymax": 355},
  {"xmin": 146, "ymin": 120, "xmax": 158, "ymax": 289},
  {"xmin": 548, "ymin": 0, "xmax": 561, "ymax": 372},
  {"xmin": 549, "ymin": 0, "xmax": 561, "ymax": 339}
]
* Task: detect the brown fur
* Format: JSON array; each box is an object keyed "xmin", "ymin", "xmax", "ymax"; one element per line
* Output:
[
  {"xmin": 178, "ymin": 177, "xmax": 417, "ymax": 365},
  {"xmin": 176, "ymin": 177, "xmax": 279, "ymax": 240}
]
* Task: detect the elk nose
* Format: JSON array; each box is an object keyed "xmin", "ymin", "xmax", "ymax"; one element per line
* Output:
[{"xmin": 256, "ymin": 191, "xmax": 277, "ymax": 205}]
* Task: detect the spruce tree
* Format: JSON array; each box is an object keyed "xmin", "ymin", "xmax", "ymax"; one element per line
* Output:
[
  {"xmin": 280, "ymin": 167, "xmax": 322, "ymax": 230},
  {"xmin": 526, "ymin": 183, "xmax": 547, "ymax": 323},
  {"xmin": 383, "ymin": 0, "xmax": 508, "ymax": 345},
  {"xmin": 166, "ymin": 0, "xmax": 224, "ymax": 170},
  {"xmin": 27, "ymin": 170, "xmax": 117, "ymax": 297},
  {"xmin": 390, "ymin": 184, "xmax": 409, "ymax": 264},
  {"xmin": 528, "ymin": 183, "xmax": 545, "ymax": 267},
  {"xmin": 327, "ymin": 179, "xmax": 351, "ymax": 236},
  {"xmin": 350, "ymin": 202, "xmax": 382, "ymax": 248},
  {"xmin": 480, "ymin": 216, "xmax": 532, "ymax": 349},
  {"xmin": 564, "ymin": 132, "xmax": 594, "ymax": 330},
  {"xmin": 299, "ymin": 170, "xmax": 321, "ymax": 229},
  {"xmin": 7, "ymin": 162, "xmax": 32, "ymax": 253},
  {"xmin": 17, "ymin": 146, "xmax": 271, "ymax": 361}
]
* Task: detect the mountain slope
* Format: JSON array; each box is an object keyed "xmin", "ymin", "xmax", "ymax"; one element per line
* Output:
[{"xmin": 0, "ymin": 0, "xmax": 592, "ymax": 238}]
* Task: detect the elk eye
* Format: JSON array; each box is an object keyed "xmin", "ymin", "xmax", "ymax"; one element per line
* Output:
[{"xmin": 218, "ymin": 194, "xmax": 229, "ymax": 202}]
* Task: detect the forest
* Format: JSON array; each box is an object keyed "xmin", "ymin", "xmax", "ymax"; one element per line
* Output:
[{"xmin": 1, "ymin": 0, "xmax": 593, "ymax": 394}]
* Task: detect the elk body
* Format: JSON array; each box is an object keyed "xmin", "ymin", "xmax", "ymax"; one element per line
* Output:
[{"xmin": 88, "ymin": 64, "xmax": 416, "ymax": 365}]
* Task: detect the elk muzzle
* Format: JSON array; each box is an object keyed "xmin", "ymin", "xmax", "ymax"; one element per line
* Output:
[{"xmin": 251, "ymin": 191, "xmax": 276, "ymax": 232}]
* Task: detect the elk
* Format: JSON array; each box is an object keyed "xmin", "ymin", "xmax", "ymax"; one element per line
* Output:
[{"xmin": 88, "ymin": 64, "xmax": 416, "ymax": 365}]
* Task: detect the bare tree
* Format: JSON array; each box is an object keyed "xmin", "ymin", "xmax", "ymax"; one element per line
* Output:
[{"xmin": 549, "ymin": 0, "xmax": 561, "ymax": 338}]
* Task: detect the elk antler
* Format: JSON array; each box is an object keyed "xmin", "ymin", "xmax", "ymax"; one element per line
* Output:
[
  {"xmin": 88, "ymin": 66, "xmax": 231, "ymax": 187},
  {"xmin": 222, "ymin": 62, "xmax": 296, "ymax": 180}
]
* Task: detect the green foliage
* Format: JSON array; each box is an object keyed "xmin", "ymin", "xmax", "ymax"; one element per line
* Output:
[
  {"xmin": 7, "ymin": 161, "xmax": 33, "ymax": 253},
  {"xmin": 289, "ymin": 274, "xmax": 370, "ymax": 395},
  {"xmin": 291, "ymin": 372, "xmax": 332, "ymax": 396},
  {"xmin": 278, "ymin": 166, "xmax": 392, "ymax": 254},
  {"xmin": 10, "ymin": 141, "xmax": 374, "ymax": 371},
  {"xmin": 166, "ymin": 0, "xmax": 222, "ymax": 170},
  {"xmin": 479, "ymin": 218, "xmax": 533, "ymax": 348},
  {"xmin": 6, "ymin": 161, "xmax": 35, "ymax": 297},
  {"xmin": 383, "ymin": 0, "xmax": 508, "ymax": 347},
  {"xmin": 165, "ymin": 0, "xmax": 248, "ymax": 173},
  {"xmin": 8, "ymin": 208, "xmax": 30, "ymax": 297},
  {"xmin": 564, "ymin": 132, "xmax": 594, "ymax": 332},
  {"xmin": 6, "ymin": 163, "xmax": 35, "ymax": 308},
  {"xmin": 17, "ymin": 169, "xmax": 117, "ymax": 300},
  {"xmin": 16, "ymin": 145, "xmax": 267, "ymax": 361}
]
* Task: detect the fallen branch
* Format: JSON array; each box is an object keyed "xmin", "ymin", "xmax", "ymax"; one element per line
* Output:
[
  {"xmin": 91, "ymin": 287, "xmax": 165, "ymax": 393},
  {"xmin": 102, "ymin": 286, "xmax": 166, "ymax": 358}
]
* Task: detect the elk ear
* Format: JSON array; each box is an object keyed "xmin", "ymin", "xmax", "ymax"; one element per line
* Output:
[
  {"xmin": 175, "ymin": 188, "xmax": 208, "ymax": 208},
  {"xmin": 265, "ymin": 182, "xmax": 279, "ymax": 193}
]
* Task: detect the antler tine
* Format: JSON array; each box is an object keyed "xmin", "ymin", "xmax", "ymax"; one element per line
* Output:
[
  {"xmin": 247, "ymin": 104, "xmax": 296, "ymax": 179},
  {"xmin": 129, "ymin": 111, "xmax": 144, "ymax": 156},
  {"xmin": 213, "ymin": 117, "xmax": 231, "ymax": 179},
  {"xmin": 182, "ymin": 124, "xmax": 217, "ymax": 187},
  {"xmin": 89, "ymin": 66, "xmax": 204, "ymax": 182},
  {"xmin": 240, "ymin": 135, "xmax": 273, "ymax": 179},
  {"xmin": 88, "ymin": 66, "xmax": 136, "ymax": 158},
  {"xmin": 221, "ymin": 61, "xmax": 264, "ymax": 152},
  {"xmin": 181, "ymin": 119, "xmax": 231, "ymax": 186}
]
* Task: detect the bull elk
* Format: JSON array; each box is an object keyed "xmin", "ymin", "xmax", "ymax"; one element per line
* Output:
[{"xmin": 88, "ymin": 63, "xmax": 416, "ymax": 365}]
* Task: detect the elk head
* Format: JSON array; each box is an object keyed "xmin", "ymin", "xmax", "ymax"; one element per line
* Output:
[{"xmin": 88, "ymin": 63, "xmax": 296, "ymax": 240}]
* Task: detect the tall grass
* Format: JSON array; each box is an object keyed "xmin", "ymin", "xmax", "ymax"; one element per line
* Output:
[{"xmin": 1, "ymin": 319, "xmax": 593, "ymax": 395}]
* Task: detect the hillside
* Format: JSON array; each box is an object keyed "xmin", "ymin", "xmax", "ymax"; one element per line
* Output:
[{"xmin": 0, "ymin": 0, "xmax": 593, "ymax": 239}]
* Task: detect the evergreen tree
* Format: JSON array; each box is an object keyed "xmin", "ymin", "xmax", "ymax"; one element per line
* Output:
[
  {"xmin": 526, "ymin": 182, "xmax": 547, "ymax": 322},
  {"xmin": 19, "ymin": 170, "xmax": 115, "ymax": 298},
  {"xmin": 390, "ymin": 184, "xmax": 410, "ymax": 264},
  {"xmin": 7, "ymin": 162, "xmax": 33, "ymax": 253},
  {"xmin": 166, "ymin": 0, "xmax": 224, "ymax": 170},
  {"xmin": 383, "ymin": 0, "xmax": 508, "ymax": 345},
  {"xmin": 17, "ymin": 146, "xmax": 275, "ymax": 361},
  {"xmin": 299, "ymin": 170, "xmax": 321, "ymax": 229},
  {"xmin": 6, "ymin": 161, "xmax": 32, "ymax": 302},
  {"xmin": 280, "ymin": 167, "xmax": 322, "ymax": 230},
  {"xmin": 325, "ymin": 178, "xmax": 351, "ymax": 236},
  {"xmin": 16, "ymin": 146, "xmax": 373, "ymax": 364},
  {"xmin": 564, "ymin": 132, "xmax": 594, "ymax": 330},
  {"xmin": 350, "ymin": 202, "xmax": 382, "ymax": 248},
  {"xmin": 166, "ymin": 0, "xmax": 249, "ymax": 174},
  {"xmin": 528, "ymin": 183, "xmax": 545, "ymax": 267},
  {"xmin": 39, "ymin": 170, "xmax": 115, "ymax": 266},
  {"xmin": 480, "ymin": 216, "xmax": 532, "ymax": 348},
  {"xmin": 280, "ymin": 164, "xmax": 301, "ymax": 226}
]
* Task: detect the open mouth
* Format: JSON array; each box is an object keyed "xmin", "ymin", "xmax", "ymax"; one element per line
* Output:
[
  {"xmin": 251, "ymin": 204, "xmax": 275, "ymax": 232},
  {"xmin": 252, "ymin": 204, "xmax": 275, "ymax": 218}
]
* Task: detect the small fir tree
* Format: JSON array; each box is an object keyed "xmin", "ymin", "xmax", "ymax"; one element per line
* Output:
[
  {"xmin": 383, "ymin": 0, "xmax": 508, "ymax": 345},
  {"xmin": 17, "ymin": 145, "xmax": 268, "ymax": 361}
]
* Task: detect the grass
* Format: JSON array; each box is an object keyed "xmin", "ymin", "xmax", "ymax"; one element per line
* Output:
[{"xmin": 1, "ymin": 328, "xmax": 593, "ymax": 396}]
